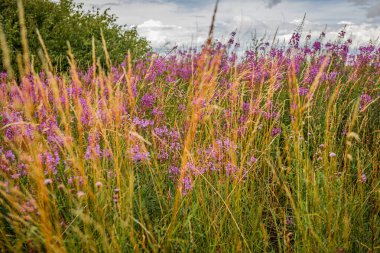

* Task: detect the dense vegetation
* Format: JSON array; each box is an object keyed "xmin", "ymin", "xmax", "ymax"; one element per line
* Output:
[
  {"xmin": 0, "ymin": 0, "xmax": 150, "ymax": 71},
  {"xmin": 0, "ymin": 2, "xmax": 379, "ymax": 253}
]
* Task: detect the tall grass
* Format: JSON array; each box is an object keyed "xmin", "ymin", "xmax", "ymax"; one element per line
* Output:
[{"xmin": 0, "ymin": 2, "xmax": 379, "ymax": 252}]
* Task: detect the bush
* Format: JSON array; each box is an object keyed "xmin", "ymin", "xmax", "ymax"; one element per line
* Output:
[{"xmin": 0, "ymin": 0, "xmax": 150, "ymax": 71}]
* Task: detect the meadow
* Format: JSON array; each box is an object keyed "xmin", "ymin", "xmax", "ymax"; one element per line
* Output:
[{"xmin": 0, "ymin": 8, "xmax": 379, "ymax": 252}]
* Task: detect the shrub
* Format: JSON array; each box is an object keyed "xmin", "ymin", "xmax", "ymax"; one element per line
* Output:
[{"xmin": 0, "ymin": 0, "xmax": 150, "ymax": 71}]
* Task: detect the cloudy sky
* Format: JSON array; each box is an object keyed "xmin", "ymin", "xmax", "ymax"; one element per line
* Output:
[{"xmin": 75, "ymin": 0, "xmax": 380, "ymax": 49}]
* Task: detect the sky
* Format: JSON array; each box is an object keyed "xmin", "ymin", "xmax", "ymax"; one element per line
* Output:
[{"xmin": 75, "ymin": 0, "xmax": 380, "ymax": 49}]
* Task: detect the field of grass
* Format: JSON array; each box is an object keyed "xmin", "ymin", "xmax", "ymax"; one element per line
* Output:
[{"xmin": 0, "ymin": 10, "xmax": 380, "ymax": 252}]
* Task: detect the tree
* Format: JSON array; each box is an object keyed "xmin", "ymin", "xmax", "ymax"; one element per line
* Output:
[{"xmin": 0, "ymin": 0, "xmax": 150, "ymax": 72}]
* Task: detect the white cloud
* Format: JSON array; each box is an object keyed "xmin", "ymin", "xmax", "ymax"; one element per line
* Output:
[
  {"xmin": 74, "ymin": 0, "xmax": 380, "ymax": 49},
  {"xmin": 138, "ymin": 19, "xmax": 182, "ymax": 29},
  {"xmin": 338, "ymin": 21, "xmax": 355, "ymax": 25},
  {"xmin": 137, "ymin": 19, "xmax": 184, "ymax": 47},
  {"xmin": 345, "ymin": 23, "xmax": 380, "ymax": 45}
]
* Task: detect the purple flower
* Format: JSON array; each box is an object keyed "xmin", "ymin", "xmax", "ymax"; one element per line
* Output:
[
  {"xmin": 158, "ymin": 151, "xmax": 169, "ymax": 160},
  {"xmin": 286, "ymin": 217, "xmax": 294, "ymax": 226},
  {"xmin": 299, "ymin": 87, "xmax": 309, "ymax": 96},
  {"xmin": 0, "ymin": 72, "xmax": 7, "ymax": 81},
  {"xmin": 130, "ymin": 145, "xmax": 150, "ymax": 162},
  {"xmin": 225, "ymin": 162, "xmax": 237, "ymax": 176},
  {"xmin": 39, "ymin": 151, "xmax": 60, "ymax": 174},
  {"xmin": 133, "ymin": 117, "xmax": 154, "ymax": 128},
  {"xmin": 140, "ymin": 93, "xmax": 155, "ymax": 108},
  {"xmin": 152, "ymin": 107, "xmax": 164, "ymax": 116},
  {"xmin": 182, "ymin": 176, "xmax": 192, "ymax": 195},
  {"xmin": 242, "ymin": 101, "xmax": 251, "ymax": 112},
  {"xmin": 312, "ymin": 41, "xmax": 321, "ymax": 51},
  {"xmin": 4, "ymin": 150, "xmax": 15, "ymax": 162},
  {"xmin": 328, "ymin": 71, "xmax": 338, "ymax": 81},
  {"xmin": 249, "ymin": 156, "xmax": 257, "ymax": 165},
  {"xmin": 45, "ymin": 178, "xmax": 53, "ymax": 185},
  {"xmin": 102, "ymin": 148, "xmax": 112, "ymax": 159},
  {"xmin": 271, "ymin": 127, "xmax": 282, "ymax": 137},
  {"xmin": 289, "ymin": 32, "xmax": 301, "ymax": 48},
  {"xmin": 11, "ymin": 173, "xmax": 21, "ymax": 179},
  {"xmin": 178, "ymin": 104, "xmax": 186, "ymax": 111},
  {"xmin": 360, "ymin": 93, "xmax": 372, "ymax": 110},
  {"xmin": 84, "ymin": 132, "xmax": 102, "ymax": 160},
  {"xmin": 169, "ymin": 165, "xmax": 180, "ymax": 178}
]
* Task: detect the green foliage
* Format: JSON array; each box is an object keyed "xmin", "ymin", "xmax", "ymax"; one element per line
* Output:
[{"xmin": 0, "ymin": 0, "xmax": 150, "ymax": 71}]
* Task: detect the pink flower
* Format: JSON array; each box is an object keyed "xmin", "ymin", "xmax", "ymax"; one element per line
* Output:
[
  {"xmin": 329, "ymin": 152, "xmax": 336, "ymax": 158},
  {"xmin": 249, "ymin": 156, "xmax": 257, "ymax": 165},
  {"xmin": 361, "ymin": 173, "xmax": 367, "ymax": 183}
]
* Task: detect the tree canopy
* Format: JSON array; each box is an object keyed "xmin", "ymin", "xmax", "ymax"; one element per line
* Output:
[{"xmin": 0, "ymin": 0, "xmax": 150, "ymax": 71}]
